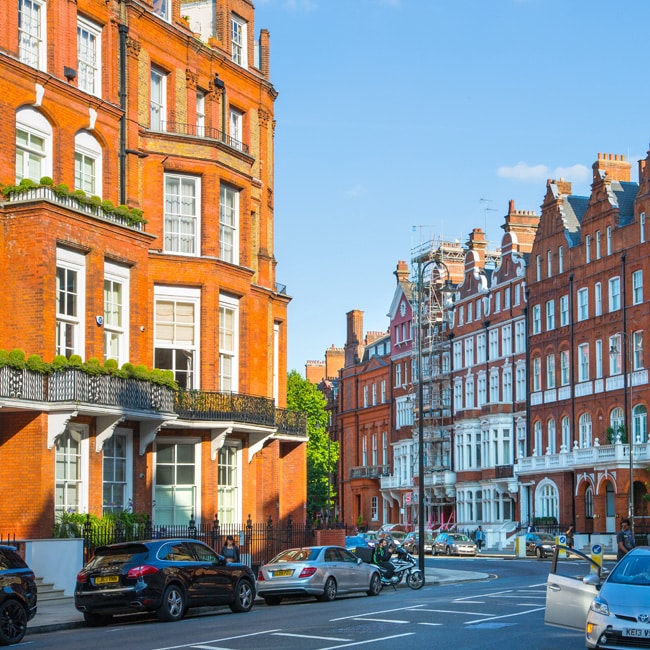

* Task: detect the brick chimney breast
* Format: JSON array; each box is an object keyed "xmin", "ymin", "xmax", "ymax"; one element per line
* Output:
[{"xmin": 593, "ymin": 152, "xmax": 631, "ymax": 183}]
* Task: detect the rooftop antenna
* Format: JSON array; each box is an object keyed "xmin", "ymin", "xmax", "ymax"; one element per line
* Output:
[{"xmin": 480, "ymin": 198, "xmax": 498, "ymax": 242}]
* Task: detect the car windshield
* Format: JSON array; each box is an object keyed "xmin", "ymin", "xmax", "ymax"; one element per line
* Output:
[
  {"xmin": 451, "ymin": 535, "xmax": 471, "ymax": 542},
  {"xmin": 608, "ymin": 554, "xmax": 650, "ymax": 585},
  {"xmin": 271, "ymin": 548, "xmax": 319, "ymax": 563},
  {"xmin": 536, "ymin": 534, "xmax": 556, "ymax": 542}
]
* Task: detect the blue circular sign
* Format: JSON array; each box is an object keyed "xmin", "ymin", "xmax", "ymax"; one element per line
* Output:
[{"xmin": 592, "ymin": 544, "xmax": 602, "ymax": 554}]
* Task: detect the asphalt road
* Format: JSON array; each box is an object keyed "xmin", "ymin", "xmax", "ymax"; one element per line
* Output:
[{"xmin": 24, "ymin": 556, "xmax": 610, "ymax": 650}]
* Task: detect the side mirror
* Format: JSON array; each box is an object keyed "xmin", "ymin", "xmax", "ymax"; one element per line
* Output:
[
  {"xmin": 583, "ymin": 574, "xmax": 600, "ymax": 587},
  {"xmin": 357, "ymin": 557, "xmax": 363, "ymax": 565}
]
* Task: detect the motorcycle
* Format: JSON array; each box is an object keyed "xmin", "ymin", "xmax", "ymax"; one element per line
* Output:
[{"xmin": 377, "ymin": 545, "xmax": 425, "ymax": 590}]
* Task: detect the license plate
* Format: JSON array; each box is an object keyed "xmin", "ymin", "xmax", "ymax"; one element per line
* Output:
[
  {"xmin": 623, "ymin": 627, "xmax": 650, "ymax": 638},
  {"xmin": 94, "ymin": 576, "xmax": 119, "ymax": 585},
  {"xmin": 272, "ymin": 569, "xmax": 293, "ymax": 577}
]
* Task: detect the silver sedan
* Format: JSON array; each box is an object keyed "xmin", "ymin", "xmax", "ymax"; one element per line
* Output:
[{"xmin": 256, "ymin": 545, "xmax": 382, "ymax": 606}]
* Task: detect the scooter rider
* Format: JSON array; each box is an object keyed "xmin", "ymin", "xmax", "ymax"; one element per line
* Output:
[{"xmin": 372, "ymin": 536, "xmax": 395, "ymax": 580}]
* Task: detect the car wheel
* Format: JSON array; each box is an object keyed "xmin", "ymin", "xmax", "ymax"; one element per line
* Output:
[
  {"xmin": 535, "ymin": 547, "xmax": 543, "ymax": 560},
  {"xmin": 0, "ymin": 599, "xmax": 28, "ymax": 646},
  {"xmin": 82, "ymin": 612, "xmax": 113, "ymax": 627},
  {"xmin": 229, "ymin": 579, "xmax": 254, "ymax": 613},
  {"xmin": 406, "ymin": 570, "xmax": 425, "ymax": 590},
  {"xmin": 367, "ymin": 572, "xmax": 382, "ymax": 596},
  {"xmin": 318, "ymin": 577, "xmax": 337, "ymax": 602},
  {"xmin": 157, "ymin": 584, "xmax": 186, "ymax": 622},
  {"xmin": 445, "ymin": 546, "xmax": 451, "ymax": 556},
  {"xmin": 263, "ymin": 596, "xmax": 282, "ymax": 606}
]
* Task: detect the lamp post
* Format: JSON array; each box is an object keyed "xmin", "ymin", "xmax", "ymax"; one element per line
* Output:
[{"xmin": 415, "ymin": 257, "xmax": 454, "ymax": 572}]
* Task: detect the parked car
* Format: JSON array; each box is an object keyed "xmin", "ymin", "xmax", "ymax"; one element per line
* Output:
[
  {"xmin": 256, "ymin": 545, "xmax": 382, "ymax": 606},
  {"xmin": 525, "ymin": 532, "xmax": 557, "ymax": 559},
  {"xmin": 545, "ymin": 545, "xmax": 650, "ymax": 648},
  {"xmin": 345, "ymin": 535, "xmax": 372, "ymax": 551},
  {"xmin": 401, "ymin": 532, "xmax": 435, "ymax": 555},
  {"xmin": 0, "ymin": 545, "xmax": 37, "ymax": 646},
  {"xmin": 74, "ymin": 539, "xmax": 256, "ymax": 626},
  {"xmin": 432, "ymin": 532, "xmax": 477, "ymax": 556}
]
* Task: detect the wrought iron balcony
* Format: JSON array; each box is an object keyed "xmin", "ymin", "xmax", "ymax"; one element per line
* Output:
[
  {"xmin": 0, "ymin": 367, "xmax": 307, "ymax": 437},
  {"xmin": 350, "ymin": 464, "xmax": 390, "ymax": 479},
  {"xmin": 151, "ymin": 121, "xmax": 249, "ymax": 155}
]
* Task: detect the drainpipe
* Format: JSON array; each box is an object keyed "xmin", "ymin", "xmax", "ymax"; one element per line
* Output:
[
  {"xmin": 569, "ymin": 274, "xmax": 575, "ymax": 450},
  {"xmin": 118, "ymin": 23, "xmax": 128, "ymax": 206}
]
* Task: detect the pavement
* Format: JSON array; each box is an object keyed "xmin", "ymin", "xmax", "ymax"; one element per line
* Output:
[{"xmin": 26, "ymin": 547, "xmax": 617, "ymax": 637}]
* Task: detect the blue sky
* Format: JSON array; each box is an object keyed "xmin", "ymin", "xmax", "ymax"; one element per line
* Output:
[{"xmin": 255, "ymin": 0, "xmax": 650, "ymax": 375}]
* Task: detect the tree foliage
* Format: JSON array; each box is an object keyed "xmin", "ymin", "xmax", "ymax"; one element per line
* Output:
[{"xmin": 287, "ymin": 370, "xmax": 339, "ymax": 520}]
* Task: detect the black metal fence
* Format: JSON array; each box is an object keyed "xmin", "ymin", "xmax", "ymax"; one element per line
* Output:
[{"xmin": 82, "ymin": 515, "xmax": 322, "ymax": 571}]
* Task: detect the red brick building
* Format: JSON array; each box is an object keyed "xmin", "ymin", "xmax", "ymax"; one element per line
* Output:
[
  {"xmin": 523, "ymin": 152, "xmax": 650, "ymax": 538},
  {"xmin": 0, "ymin": 0, "xmax": 306, "ymax": 539}
]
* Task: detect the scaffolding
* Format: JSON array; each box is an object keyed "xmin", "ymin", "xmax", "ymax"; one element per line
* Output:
[{"xmin": 411, "ymin": 237, "xmax": 463, "ymax": 528}]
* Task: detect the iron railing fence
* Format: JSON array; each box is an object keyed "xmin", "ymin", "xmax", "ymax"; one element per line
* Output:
[{"xmin": 81, "ymin": 516, "xmax": 331, "ymax": 570}]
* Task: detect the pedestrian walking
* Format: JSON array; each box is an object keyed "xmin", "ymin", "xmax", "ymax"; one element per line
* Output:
[
  {"xmin": 616, "ymin": 518, "xmax": 635, "ymax": 561},
  {"xmin": 474, "ymin": 526, "xmax": 486, "ymax": 552}
]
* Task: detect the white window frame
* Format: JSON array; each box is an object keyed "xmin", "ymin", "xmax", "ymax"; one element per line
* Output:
[
  {"xmin": 16, "ymin": 107, "xmax": 52, "ymax": 183},
  {"xmin": 595, "ymin": 339, "xmax": 603, "ymax": 379},
  {"xmin": 546, "ymin": 354, "xmax": 555, "ymax": 389},
  {"xmin": 560, "ymin": 350, "xmax": 570, "ymax": 386},
  {"xmin": 633, "ymin": 270, "xmax": 643, "ymax": 305},
  {"xmin": 594, "ymin": 282, "xmax": 602, "ymax": 317},
  {"xmin": 218, "ymin": 441, "xmax": 242, "ymax": 524},
  {"xmin": 74, "ymin": 131, "xmax": 102, "ymax": 195},
  {"xmin": 220, "ymin": 183, "xmax": 240, "ymax": 264},
  {"xmin": 229, "ymin": 107, "xmax": 244, "ymax": 150},
  {"xmin": 154, "ymin": 437, "xmax": 201, "ymax": 526},
  {"xmin": 533, "ymin": 357, "xmax": 541, "ymax": 392},
  {"xmin": 545, "ymin": 300, "xmax": 555, "ymax": 331},
  {"xmin": 585, "ymin": 234, "xmax": 591, "ymax": 263},
  {"xmin": 558, "ymin": 246, "xmax": 564, "ymax": 274},
  {"xmin": 641, "ymin": 212, "xmax": 646, "ymax": 244},
  {"xmin": 219, "ymin": 293, "xmax": 239, "ymax": 393},
  {"xmin": 196, "ymin": 90, "xmax": 206, "ymax": 137},
  {"xmin": 560, "ymin": 295, "xmax": 569, "ymax": 326},
  {"xmin": 150, "ymin": 66, "xmax": 167, "ymax": 131},
  {"xmin": 609, "ymin": 334, "xmax": 622, "ymax": 375},
  {"xmin": 231, "ymin": 13, "xmax": 248, "ymax": 67},
  {"xmin": 104, "ymin": 260, "xmax": 129, "ymax": 366},
  {"xmin": 164, "ymin": 174, "xmax": 200, "ymax": 255},
  {"xmin": 55, "ymin": 424, "xmax": 89, "ymax": 516},
  {"xmin": 577, "ymin": 288, "xmax": 588, "ymax": 321},
  {"xmin": 56, "ymin": 247, "xmax": 86, "ymax": 358},
  {"xmin": 77, "ymin": 16, "xmax": 101, "ymax": 97},
  {"xmin": 633, "ymin": 331, "xmax": 644, "ymax": 371},
  {"xmin": 606, "ymin": 226, "xmax": 612, "ymax": 255},
  {"xmin": 532, "ymin": 304, "xmax": 541, "ymax": 334},
  {"xmin": 595, "ymin": 230, "xmax": 601, "ymax": 259},
  {"xmin": 152, "ymin": 0, "xmax": 170, "ymax": 21},
  {"xmin": 608, "ymin": 277, "xmax": 621, "ymax": 312},
  {"xmin": 578, "ymin": 343, "xmax": 589, "ymax": 382},
  {"xmin": 19, "ymin": 0, "xmax": 46, "ymax": 70},
  {"xmin": 154, "ymin": 286, "xmax": 201, "ymax": 390},
  {"xmin": 102, "ymin": 427, "xmax": 133, "ymax": 515}
]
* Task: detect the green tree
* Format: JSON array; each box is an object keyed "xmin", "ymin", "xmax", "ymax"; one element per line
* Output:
[{"xmin": 287, "ymin": 370, "xmax": 339, "ymax": 521}]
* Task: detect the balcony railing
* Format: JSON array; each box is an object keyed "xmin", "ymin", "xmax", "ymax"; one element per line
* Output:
[
  {"xmin": 0, "ymin": 366, "xmax": 174, "ymax": 412},
  {"xmin": 350, "ymin": 464, "xmax": 390, "ymax": 479},
  {"xmin": 152, "ymin": 121, "xmax": 249, "ymax": 155},
  {"xmin": 0, "ymin": 367, "xmax": 307, "ymax": 437}
]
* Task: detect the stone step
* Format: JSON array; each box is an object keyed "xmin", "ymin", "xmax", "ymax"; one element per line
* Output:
[{"xmin": 36, "ymin": 578, "xmax": 67, "ymax": 601}]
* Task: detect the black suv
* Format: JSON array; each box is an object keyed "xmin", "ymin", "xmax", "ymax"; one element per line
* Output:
[
  {"xmin": 0, "ymin": 545, "xmax": 38, "ymax": 646},
  {"xmin": 75, "ymin": 538, "xmax": 256, "ymax": 626}
]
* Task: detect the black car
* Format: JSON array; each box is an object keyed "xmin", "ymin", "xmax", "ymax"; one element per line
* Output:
[
  {"xmin": 525, "ymin": 532, "xmax": 557, "ymax": 559},
  {"xmin": 0, "ymin": 545, "xmax": 37, "ymax": 646},
  {"xmin": 75, "ymin": 538, "xmax": 255, "ymax": 626}
]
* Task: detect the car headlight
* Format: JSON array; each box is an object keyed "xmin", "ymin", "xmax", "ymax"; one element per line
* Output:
[{"xmin": 589, "ymin": 596, "xmax": 610, "ymax": 617}]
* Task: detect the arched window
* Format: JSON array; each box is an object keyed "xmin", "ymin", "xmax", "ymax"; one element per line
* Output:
[
  {"xmin": 585, "ymin": 486, "xmax": 594, "ymax": 518},
  {"xmin": 534, "ymin": 420, "xmax": 542, "ymax": 456},
  {"xmin": 16, "ymin": 107, "xmax": 52, "ymax": 182},
  {"xmin": 610, "ymin": 407, "xmax": 624, "ymax": 438},
  {"xmin": 579, "ymin": 412, "xmax": 592, "ymax": 448},
  {"xmin": 547, "ymin": 418, "xmax": 556, "ymax": 454},
  {"xmin": 536, "ymin": 480, "xmax": 559, "ymax": 521},
  {"xmin": 74, "ymin": 131, "xmax": 102, "ymax": 195},
  {"xmin": 561, "ymin": 416, "xmax": 571, "ymax": 451},
  {"xmin": 633, "ymin": 404, "xmax": 648, "ymax": 443}
]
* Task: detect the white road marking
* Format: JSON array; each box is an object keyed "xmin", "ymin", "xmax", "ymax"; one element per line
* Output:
[
  {"xmin": 418, "ymin": 622, "xmax": 443, "ymax": 626},
  {"xmin": 330, "ymin": 604, "xmax": 425, "ymax": 621},
  {"xmin": 353, "ymin": 618, "xmax": 409, "ymax": 624},
  {"xmin": 318, "ymin": 633, "xmax": 415, "ymax": 650},
  {"xmin": 272, "ymin": 632, "xmax": 351, "ymax": 641},
  {"xmin": 465, "ymin": 606, "xmax": 546, "ymax": 625},
  {"xmin": 152, "ymin": 629, "xmax": 283, "ymax": 650},
  {"xmin": 417, "ymin": 608, "xmax": 491, "ymax": 616}
]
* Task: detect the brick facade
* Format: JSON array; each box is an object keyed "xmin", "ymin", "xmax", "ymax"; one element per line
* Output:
[{"xmin": 0, "ymin": 0, "xmax": 306, "ymax": 539}]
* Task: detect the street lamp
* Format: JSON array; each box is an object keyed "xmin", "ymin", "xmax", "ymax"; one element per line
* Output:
[{"xmin": 415, "ymin": 256, "xmax": 454, "ymax": 572}]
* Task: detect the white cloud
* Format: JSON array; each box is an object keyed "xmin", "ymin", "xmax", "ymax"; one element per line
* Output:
[
  {"xmin": 345, "ymin": 184, "xmax": 367, "ymax": 198},
  {"xmin": 497, "ymin": 162, "xmax": 548, "ymax": 182},
  {"xmin": 497, "ymin": 162, "xmax": 590, "ymax": 184}
]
